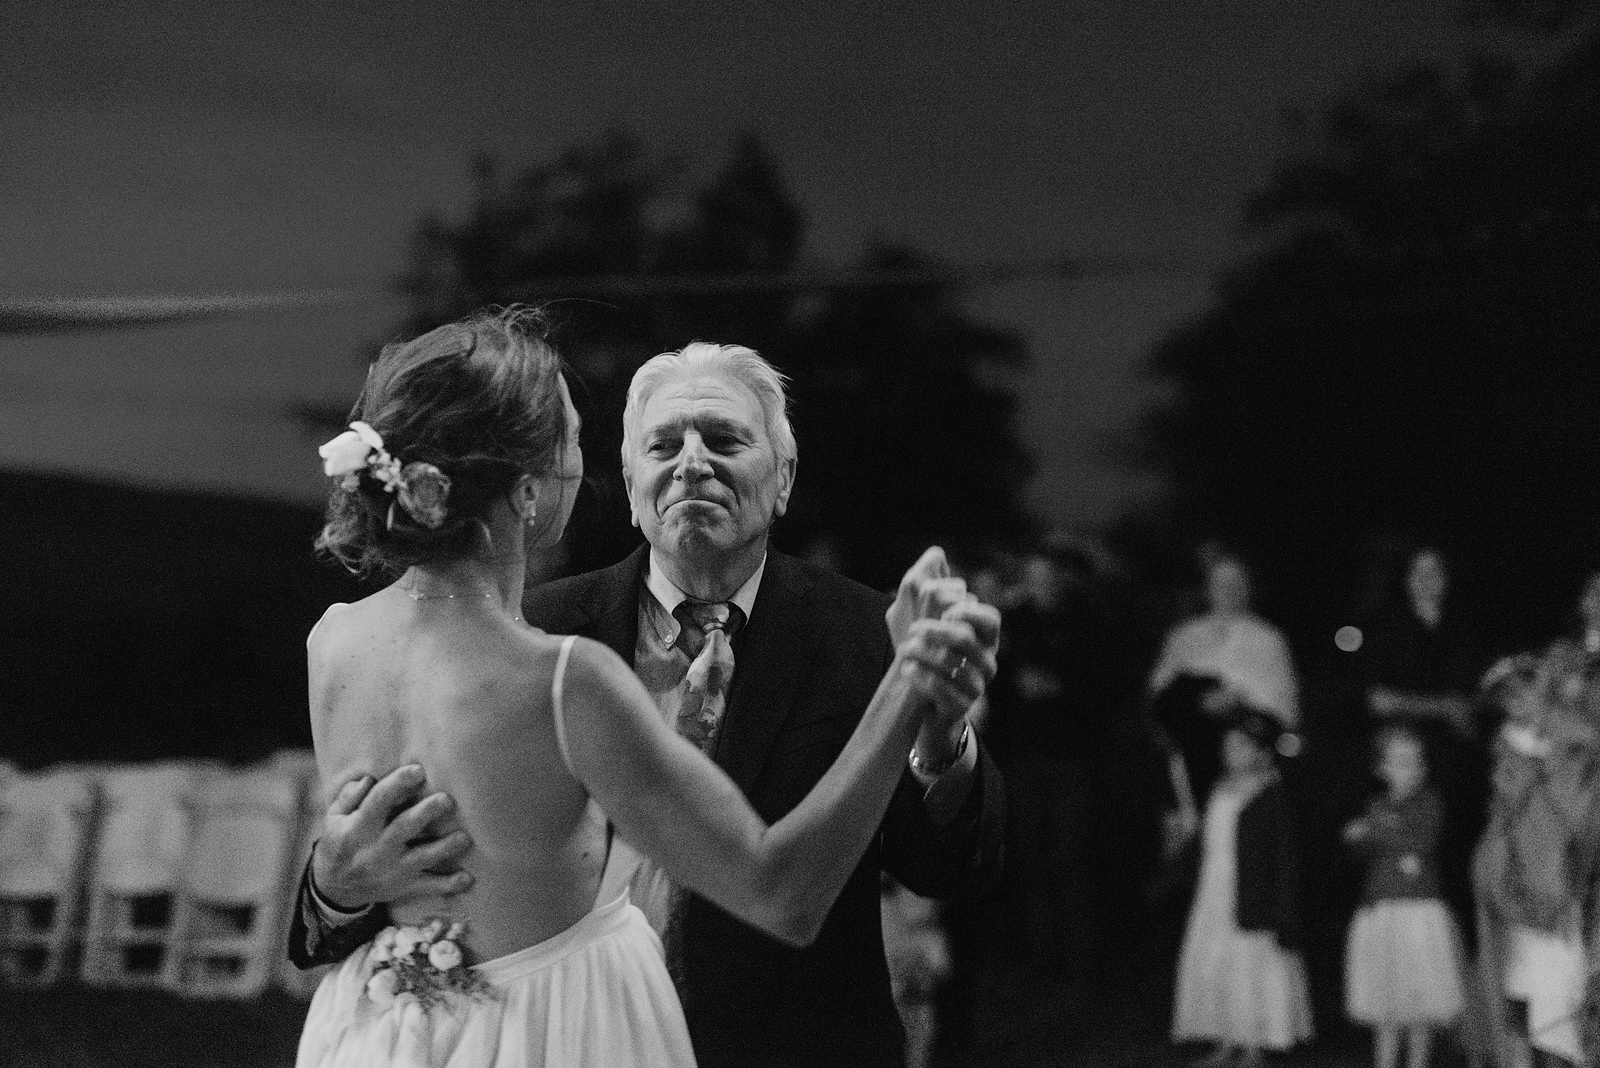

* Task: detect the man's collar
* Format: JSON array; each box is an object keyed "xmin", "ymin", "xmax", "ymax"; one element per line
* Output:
[{"xmin": 643, "ymin": 549, "xmax": 766, "ymax": 646}]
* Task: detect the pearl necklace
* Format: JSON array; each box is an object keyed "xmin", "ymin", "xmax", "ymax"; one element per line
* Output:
[
  {"xmin": 403, "ymin": 582, "xmax": 530, "ymax": 627},
  {"xmin": 405, "ymin": 587, "xmax": 498, "ymax": 602}
]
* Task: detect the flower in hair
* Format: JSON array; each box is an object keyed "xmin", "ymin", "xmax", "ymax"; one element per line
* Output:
[
  {"xmin": 319, "ymin": 421, "xmax": 398, "ymax": 491},
  {"xmin": 397, "ymin": 463, "xmax": 452, "ymax": 530},
  {"xmin": 318, "ymin": 422, "xmax": 452, "ymax": 529}
]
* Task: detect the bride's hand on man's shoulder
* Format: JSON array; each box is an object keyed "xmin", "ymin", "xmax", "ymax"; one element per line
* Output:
[{"xmin": 314, "ymin": 765, "xmax": 476, "ymax": 909}]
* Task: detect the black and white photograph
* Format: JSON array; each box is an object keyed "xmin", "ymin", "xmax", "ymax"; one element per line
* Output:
[{"xmin": 3, "ymin": 2, "xmax": 1599, "ymax": 1066}]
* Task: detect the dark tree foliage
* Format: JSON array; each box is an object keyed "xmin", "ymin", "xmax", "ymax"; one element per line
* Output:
[
  {"xmin": 1133, "ymin": 23, "xmax": 1600, "ymax": 661},
  {"xmin": 0, "ymin": 472, "xmax": 348, "ymax": 768},
  {"xmin": 1461, "ymin": 0, "xmax": 1597, "ymax": 36},
  {"xmin": 393, "ymin": 132, "xmax": 1033, "ymax": 591}
]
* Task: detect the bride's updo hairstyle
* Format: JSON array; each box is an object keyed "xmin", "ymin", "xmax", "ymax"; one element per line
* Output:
[{"xmin": 315, "ymin": 305, "xmax": 568, "ymax": 576}]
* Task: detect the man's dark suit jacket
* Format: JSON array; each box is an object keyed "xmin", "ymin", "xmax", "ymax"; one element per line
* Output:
[{"xmin": 289, "ymin": 545, "xmax": 1005, "ymax": 1068}]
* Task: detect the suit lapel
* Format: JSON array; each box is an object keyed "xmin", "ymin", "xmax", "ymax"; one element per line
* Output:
[
  {"xmin": 587, "ymin": 545, "xmax": 648, "ymax": 661},
  {"xmin": 713, "ymin": 552, "xmax": 821, "ymax": 794}
]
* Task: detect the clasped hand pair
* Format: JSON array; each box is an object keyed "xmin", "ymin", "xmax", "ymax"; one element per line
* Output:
[{"xmin": 885, "ymin": 547, "xmax": 1000, "ymax": 760}]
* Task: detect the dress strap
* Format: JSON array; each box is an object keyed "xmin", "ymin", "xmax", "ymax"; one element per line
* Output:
[{"xmin": 551, "ymin": 634, "xmax": 580, "ymax": 777}]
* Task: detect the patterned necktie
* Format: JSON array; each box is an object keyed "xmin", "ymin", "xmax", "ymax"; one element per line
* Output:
[
  {"xmin": 655, "ymin": 599, "xmax": 744, "ymax": 984},
  {"xmin": 671, "ymin": 600, "xmax": 744, "ymax": 753}
]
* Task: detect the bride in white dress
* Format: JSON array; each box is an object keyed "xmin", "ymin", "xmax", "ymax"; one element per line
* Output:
[{"xmin": 294, "ymin": 307, "xmax": 996, "ymax": 1068}]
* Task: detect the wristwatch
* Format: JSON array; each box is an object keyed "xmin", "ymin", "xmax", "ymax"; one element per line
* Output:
[{"xmin": 909, "ymin": 721, "xmax": 971, "ymax": 778}]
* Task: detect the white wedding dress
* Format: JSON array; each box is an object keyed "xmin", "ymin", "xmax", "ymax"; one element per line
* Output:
[{"xmin": 296, "ymin": 636, "xmax": 697, "ymax": 1068}]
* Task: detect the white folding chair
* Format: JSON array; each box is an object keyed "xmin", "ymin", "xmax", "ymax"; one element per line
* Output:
[
  {"xmin": 169, "ymin": 764, "xmax": 304, "ymax": 998},
  {"xmin": 0, "ymin": 767, "xmax": 98, "ymax": 985},
  {"xmin": 80, "ymin": 762, "xmax": 208, "ymax": 988}
]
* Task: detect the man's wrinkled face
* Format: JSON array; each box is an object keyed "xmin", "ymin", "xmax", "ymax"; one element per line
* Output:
[{"xmin": 624, "ymin": 372, "xmax": 795, "ymax": 566}]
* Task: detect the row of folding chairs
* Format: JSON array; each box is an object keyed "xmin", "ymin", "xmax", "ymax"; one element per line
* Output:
[{"xmin": 0, "ymin": 751, "xmax": 329, "ymax": 999}]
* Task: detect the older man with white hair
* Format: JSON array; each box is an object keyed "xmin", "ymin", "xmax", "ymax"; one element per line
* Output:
[{"xmin": 292, "ymin": 341, "xmax": 1005, "ymax": 1068}]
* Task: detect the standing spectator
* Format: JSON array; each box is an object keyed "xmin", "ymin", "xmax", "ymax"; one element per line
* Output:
[
  {"xmin": 1148, "ymin": 550, "xmax": 1299, "ymax": 852},
  {"xmin": 930, "ymin": 539, "xmax": 1143, "ymax": 1065},
  {"xmin": 1363, "ymin": 549, "xmax": 1479, "ymax": 734},
  {"xmin": 1171, "ymin": 709, "xmax": 1314, "ymax": 1068},
  {"xmin": 1475, "ymin": 572, "xmax": 1600, "ymax": 1068},
  {"xmin": 1359, "ymin": 547, "xmax": 1487, "ymax": 937},
  {"xmin": 1343, "ymin": 724, "xmax": 1465, "ymax": 1068},
  {"xmin": 991, "ymin": 544, "xmax": 1122, "ymax": 986},
  {"xmin": 881, "ymin": 874, "xmax": 952, "ymax": 1068}
]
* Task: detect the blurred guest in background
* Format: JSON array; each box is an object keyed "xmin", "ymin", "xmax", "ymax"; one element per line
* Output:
[
  {"xmin": 988, "ymin": 543, "xmax": 1117, "ymax": 992},
  {"xmin": 881, "ymin": 873, "xmax": 953, "ymax": 1068},
  {"xmin": 1147, "ymin": 550, "xmax": 1299, "ymax": 855},
  {"xmin": 1342, "ymin": 724, "xmax": 1464, "ymax": 1068},
  {"xmin": 1171, "ymin": 709, "xmax": 1313, "ymax": 1068},
  {"xmin": 1363, "ymin": 549, "xmax": 1478, "ymax": 734},
  {"xmin": 1358, "ymin": 547, "xmax": 1487, "ymax": 939},
  {"xmin": 1475, "ymin": 572, "xmax": 1600, "ymax": 1068}
]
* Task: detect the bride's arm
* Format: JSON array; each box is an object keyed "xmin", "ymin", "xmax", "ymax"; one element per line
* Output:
[{"xmin": 561, "ymin": 604, "xmax": 997, "ymax": 948}]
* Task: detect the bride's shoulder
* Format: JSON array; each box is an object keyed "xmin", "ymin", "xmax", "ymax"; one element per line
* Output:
[
  {"xmin": 305, "ymin": 592, "xmax": 391, "ymax": 656},
  {"xmin": 306, "ymin": 601, "xmax": 353, "ymax": 649}
]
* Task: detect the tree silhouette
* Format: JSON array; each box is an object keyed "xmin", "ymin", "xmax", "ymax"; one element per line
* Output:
[
  {"xmin": 1132, "ymin": 18, "xmax": 1600, "ymax": 659},
  {"xmin": 394, "ymin": 132, "xmax": 1033, "ymax": 589}
]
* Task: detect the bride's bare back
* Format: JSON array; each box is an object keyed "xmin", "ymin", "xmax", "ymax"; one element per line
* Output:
[{"xmin": 309, "ymin": 589, "xmax": 607, "ymax": 961}]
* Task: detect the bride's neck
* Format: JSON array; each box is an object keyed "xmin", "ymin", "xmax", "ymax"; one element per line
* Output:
[{"xmin": 402, "ymin": 551, "xmax": 527, "ymax": 614}]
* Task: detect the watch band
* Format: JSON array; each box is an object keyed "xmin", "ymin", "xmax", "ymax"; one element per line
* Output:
[{"xmin": 909, "ymin": 720, "xmax": 971, "ymax": 778}]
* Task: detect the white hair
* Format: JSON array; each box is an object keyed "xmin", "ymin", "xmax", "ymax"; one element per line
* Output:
[{"xmin": 620, "ymin": 341, "xmax": 798, "ymax": 466}]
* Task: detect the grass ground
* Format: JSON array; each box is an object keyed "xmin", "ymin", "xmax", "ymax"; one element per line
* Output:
[
  {"xmin": 2, "ymin": 986, "xmax": 308, "ymax": 1068},
  {"xmin": 0, "ymin": 968, "xmax": 1472, "ymax": 1068}
]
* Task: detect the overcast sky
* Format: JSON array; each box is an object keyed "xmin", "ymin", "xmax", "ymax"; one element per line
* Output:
[{"xmin": 0, "ymin": 0, "xmax": 1469, "ymax": 530}]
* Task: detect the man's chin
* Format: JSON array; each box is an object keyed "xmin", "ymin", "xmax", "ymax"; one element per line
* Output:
[{"xmin": 659, "ymin": 520, "xmax": 732, "ymax": 556}]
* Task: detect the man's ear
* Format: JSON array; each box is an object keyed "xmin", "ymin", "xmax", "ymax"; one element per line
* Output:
[
  {"xmin": 772, "ymin": 456, "xmax": 797, "ymax": 519},
  {"xmin": 622, "ymin": 464, "xmax": 641, "ymax": 529}
]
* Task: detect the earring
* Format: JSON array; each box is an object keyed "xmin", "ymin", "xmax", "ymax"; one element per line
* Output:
[{"xmin": 524, "ymin": 504, "xmax": 538, "ymax": 528}]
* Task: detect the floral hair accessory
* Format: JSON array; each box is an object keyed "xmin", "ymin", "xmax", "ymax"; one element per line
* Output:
[
  {"xmin": 319, "ymin": 421, "xmax": 392, "ymax": 488},
  {"xmin": 363, "ymin": 918, "xmax": 489, "ymax": 1014},
  {"xmin": 396, "ymin": 463, "xmax": 451, "ymax": 530},
  {"xmin": 318, "ymin": 422, "xmax": 453, "ymax": 530}
]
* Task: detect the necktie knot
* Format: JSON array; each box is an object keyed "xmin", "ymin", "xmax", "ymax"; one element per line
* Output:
[{"xmin": 673, "ymin": 600, "xmax": 744, "ymax": 655}]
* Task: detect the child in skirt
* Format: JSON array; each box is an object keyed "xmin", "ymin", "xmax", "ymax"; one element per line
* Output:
[
  {"xmin": 1344, "ymin": 724, "xmax": 1465, "ymax": 1068},
  {"xmin": 1172, "ymin": 708, "xmax": 1314, "ymax": 1068}
]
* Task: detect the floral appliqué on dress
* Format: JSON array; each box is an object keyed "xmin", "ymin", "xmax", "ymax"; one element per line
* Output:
[{"xmin": 363, "ymin": 919, "xmax": 494, "ymax": 1013}]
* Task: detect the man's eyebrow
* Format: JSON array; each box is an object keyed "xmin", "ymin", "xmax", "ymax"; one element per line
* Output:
[
  {"xmin": 643, "ymin": 414, "xmax": 752, "ymax": 436},
  {"xmin": 693, "ymin": 415, "xmax": 751, "ymax": 435}
]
